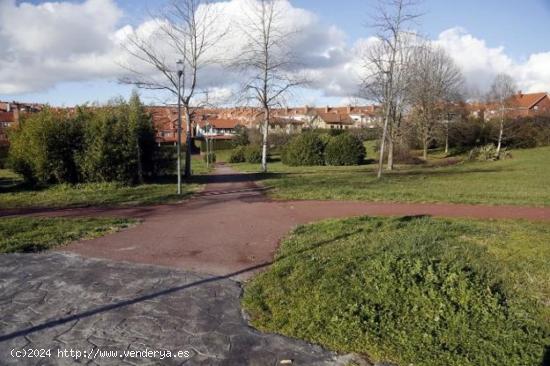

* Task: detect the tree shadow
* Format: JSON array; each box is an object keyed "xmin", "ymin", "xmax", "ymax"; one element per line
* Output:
[
  {"xmin": 543, "ymin": 346, "xmax": 550, "ymax": 366},
  {"xmin": 0, "ymin": 229, "xmax": 360, "ymax": 343}
]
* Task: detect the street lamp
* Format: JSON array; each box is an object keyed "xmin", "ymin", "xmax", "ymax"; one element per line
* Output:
[{"xmin": 176, "ymin": 59, "xmax": 184, "ymax": 195}]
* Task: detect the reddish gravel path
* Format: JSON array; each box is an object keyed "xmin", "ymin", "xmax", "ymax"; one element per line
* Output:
[{"xmin": 3, "ymin": 164, "xmax": 550, "ymax": 279}]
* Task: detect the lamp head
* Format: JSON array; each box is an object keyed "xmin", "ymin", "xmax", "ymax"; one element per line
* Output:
[{"xmin": 176, "ymin": 59, "xmax": 184, "ymax": 76}]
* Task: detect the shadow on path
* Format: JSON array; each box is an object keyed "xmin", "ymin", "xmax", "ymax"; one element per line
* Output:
[{"xmin": 0, "ymin": 227, "xmax": 360, "ymax": 343}]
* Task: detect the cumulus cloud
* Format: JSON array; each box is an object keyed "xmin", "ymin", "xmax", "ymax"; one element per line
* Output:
[
  {"xmin": 0, "ymin": 1, "xmax": 549, "ymax": 102},
  {"xmin": 435, "ymin": 27, "xmax": 550, "ymax": 95},
  {"xmin": 0, "ymin": 0, "xmax": 125, "ymax": 93}
]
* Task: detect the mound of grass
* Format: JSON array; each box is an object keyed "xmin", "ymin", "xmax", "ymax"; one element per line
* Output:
[
  {"xmin": 243, "ymin": 216, "xmax": 550, "ymax": 366},
  {"xmin": 0, "ymin": 216, "xmax": 136, "ymax": 253}
]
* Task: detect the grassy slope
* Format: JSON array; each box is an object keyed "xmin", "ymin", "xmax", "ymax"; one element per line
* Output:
[
  {"xmin": 0, "ymin": 156, "xmax": 208, "ymax": 210},
  {"xmin": 243, "ymin": 216, "xmax": 550, "ymax": 366},
  {"xmin": 231, "ymin": 147, "xmax": 550, "ymax": 206},
  {"xmin": 0, "ymin": 216, "xmax": 136, "ymax": 253}
]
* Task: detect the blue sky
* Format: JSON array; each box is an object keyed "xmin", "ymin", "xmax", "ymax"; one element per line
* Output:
[{"xmin": 2, "ymin": 0, "xmax": 550, "ymax": 106}]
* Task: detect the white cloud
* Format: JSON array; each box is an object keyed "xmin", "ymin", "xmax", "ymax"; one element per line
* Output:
[
  {"xmin": 0, "ymin": 1, "xmax": 549, "ymax": 102},
  {"xmin": 0, "ymin": 0, "xmax": 124, "ymax": 93},
  {"xmin": 434, "ymin": 27, "xmax": 550, "ymax": 95}
]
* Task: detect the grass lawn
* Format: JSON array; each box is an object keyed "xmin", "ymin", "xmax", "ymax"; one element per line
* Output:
[
  {"xmin": 243, "ymin": 216, "xmax": 550, "ymax": 366},
  {"xmin": 231, "ymin": 146, "xmax": 550, "ymax": 207},
  {"xmin": 0, "ymin": 216, "xmax": 136, "ymax": 253},
  {"xmin": 0, "ymin": 156, "xmax": 207, "ymax": 210}
]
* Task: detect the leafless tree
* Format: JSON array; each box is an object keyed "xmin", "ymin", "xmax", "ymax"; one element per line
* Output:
[
  {"xmin": 235, "ymin": 0, "xmax": 306, "ymax": 173},
  {"xmin": 361, "ymin": 0, "xmax": 422, "ymax": 178},
  {"xmin": 488, "ymin": 73, "xmax": 517, "ymax": 159},
  {"xmin": 120, "ymin": 0, "xmax": 226, "ymax": 179},
  {"xmin": 408, "ymin": 43, "xmax": 464, "ymax": 159}
]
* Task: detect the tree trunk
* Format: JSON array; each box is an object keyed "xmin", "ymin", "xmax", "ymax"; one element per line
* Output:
[
  {"xmin": 261, "ymin": 107, "xmax": 270, "ymax": 173},
  {"xmin": 378, "ymin": 104, "xmax": 392, "ymax": 179},
  {"xmin": 444, "ymin": 121, "xmax": 449, "ymax": 155},
  {"xmin": 184, "ymin": 106, "xmax": 192, "ymax": 177},
  {"xmin": 496, "ymin": 119, "xmax": 504, "ymax": 159},
  {"xmin": 423, "ymin": 133, "xmax": 428, "ymax": 160},
  {"xmin": 387, "ymin": 136, "xmax": 394, "ymax": 171}
]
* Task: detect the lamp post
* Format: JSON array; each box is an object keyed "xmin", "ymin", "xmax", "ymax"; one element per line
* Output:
[{"xmin": 176, "ymin": 59, "xmax": 184, "ymax": 195}]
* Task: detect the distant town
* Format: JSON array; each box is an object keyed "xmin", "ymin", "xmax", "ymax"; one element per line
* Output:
[{"xmin": 2, "ymin": 90, "xmax": 549, "ymax": 146}]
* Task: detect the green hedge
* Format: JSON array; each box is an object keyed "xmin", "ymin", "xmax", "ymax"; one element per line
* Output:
[
  {"xmin": 8, "ymin": 92, "xmax": 157, "ymax": 185},
  {"xmin": 228, "ymin": 146, "xmax": 246, "ymax": 163},
  {"xmin": 325, "ymin": 133, "xmax": 365, "ymax": 166},
  {"xmin": 228, "ymin": 145, "xmax": 263, "ymax": 164},
  {"xmin": 281, "ymin": 133, "xmax": 325, "ymax": 166},
  {"xmin": 244, "ymin": 145, "xmax": 262, "ymax": 163},
  {"xmin": 281, "ymin": 132, "xmax": 366, "ymax": 166}
]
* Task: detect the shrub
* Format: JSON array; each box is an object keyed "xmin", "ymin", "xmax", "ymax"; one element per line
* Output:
[
  {"xmin": 348, "ymin": 127, "xmax": 381, "ymax": 142},
  {"xmin": 228, "ymin": 146, "xmax": 246, "ymax": 163},
  {"xmin": 245, "ymin": 145, "xmax": 263, "ymax": 163},
  {"xmin": 232, "ymin": 125, "xmax": 250, "ymax": 147},
  {"xmin": 8, "ymin": 108, "xmax": 84, "ymax": 185},
  {"xmin": 281, "ymin": 133, "xmax": 325, "ymax": 166},
  {"xmin": 325, "ymin": 133, "xmax": 366, "ymax": 166},
  {"xmin": 268, "ymin": 133, "xmax": 297, "ymax": 152},
  {"xmin": 468, "ymin": 144, "xmax": 498, "ymax": 161},
  {"xmin": 78, "ymin": 95, "xmax": 156, "ymax": 185}
]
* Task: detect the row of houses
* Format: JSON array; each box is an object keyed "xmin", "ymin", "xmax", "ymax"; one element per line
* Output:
[
  {"xmin": 150, "ymin": 105, "xmax": 382, "ymax": 144},
  {"xmin": 0, "ymin": 102, "xmax": 44, "ymax": 145},
  {"xmin": 1, "ymin": 91, "xmax": 549, "ymax": 146}
]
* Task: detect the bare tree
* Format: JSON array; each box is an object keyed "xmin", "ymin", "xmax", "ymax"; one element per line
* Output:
[
  {"xmin": 361, "ymin": 0, "xmax": 421, "ymax": 178},
  {"xmin": 235, "ymin": 0, "xmax": 306, "ymax": 173},
  {"xmin": 488, "ymin": 73, "xmax": 517, "ymax": 159},
  {"xmin": 408, "ymin": 43, "xmax": 464, "ymax": 160},
  {"xmin": 120, "ymin": 0, "xmax": 226, "ymax": 181}
]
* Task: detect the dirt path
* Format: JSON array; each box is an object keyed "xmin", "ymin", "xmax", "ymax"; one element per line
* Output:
[{"xmin": 3, "ymin": 164, "xmax": 549, "ymax": 279}]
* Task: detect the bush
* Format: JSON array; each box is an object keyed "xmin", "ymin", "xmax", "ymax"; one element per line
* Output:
[
  {"xmin": 244, "ymin": 145, "xmax": 262, "ymax": 163},
  {"xmin": 281, "ymin": 133, "xmax": 325, "ymax": 166},
  {"xmin": 232, "ymin": 125, "xmax": 250, "ymax": 147},
  {"xmin": 468, "ymin": 144, "xmax": 497, "ymax": 161},
  {"xmin": 8, "ymin": 92, "xmax": 157, "ymax": 185},
  {"xmin": 228, "ymin": 146, "xmax": 246, "ymax": 163},
  {"xmin": 8, "ymin": 108, "xmax": 84, "ymax": 185},
  {"xmin": 348, "ymin": 127, "xmax": 381, "ymax": 142},
  {"xmin": 268, "ymin": 133, "xmax": 297, "ymax": 152},
  {"xmin": 78, "ymin": 94, "xmax": 157, "ymax": 184},
  {"xmin": 325, "ymin": 133, "xmax": 366, "ymax": 166}
]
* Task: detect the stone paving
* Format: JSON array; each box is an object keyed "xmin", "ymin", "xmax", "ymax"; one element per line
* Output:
[{"xmin": 0, "ymin": 252, "xmax": 363, "ymax": 365}]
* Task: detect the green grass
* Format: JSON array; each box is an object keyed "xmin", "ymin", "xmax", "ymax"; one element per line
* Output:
[
  {"xmin": 231, "ymin": 147, "xmax": 550, "ymax": 206},
  {"xmin": 243, "ymin": 216, "xmax": 550, "ymax": 366},
  {"xmin": 0, "ymin": 156, "xmax": 207, "ymax": 210},
  {"xmin": 0, "ymin": 216, "xmax": 136, "ymax": 253}
]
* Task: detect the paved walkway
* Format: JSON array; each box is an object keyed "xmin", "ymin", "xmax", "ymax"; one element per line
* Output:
[
  {"xmin": 43, "ymin": 164, "xmax": 550, "ymax": 278},
  {"xmin": 0, "ymin": 253, "xmax": 359, "ymax": 365}
]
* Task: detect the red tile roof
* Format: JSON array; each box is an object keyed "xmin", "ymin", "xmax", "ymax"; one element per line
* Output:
[
  {"xmin": 199, "ymin": 118, "xmax": 241, "ymax": 129},
  {"xmin": 317, "ymin": 112, "xmax": 354, "ymax": 124},
  {"xmin": 508, "ymin": 92, "xmax": 548, "ymax": 109}
]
